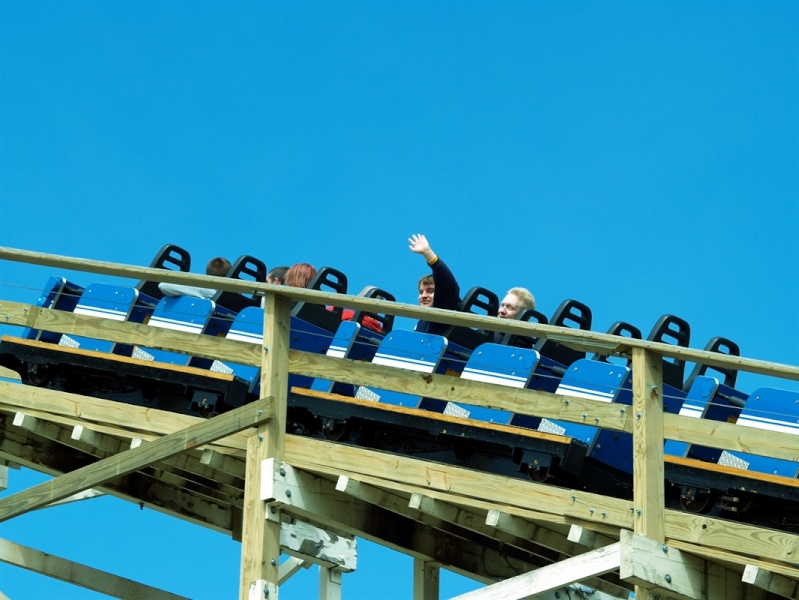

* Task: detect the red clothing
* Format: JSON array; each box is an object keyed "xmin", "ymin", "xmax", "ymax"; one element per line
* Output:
[{"xmin": 328, "ymin": 307, "xmax": 383, "ymax": 333}]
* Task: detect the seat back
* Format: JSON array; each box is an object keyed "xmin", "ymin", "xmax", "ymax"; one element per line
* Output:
[
  {"xmin": 664, "ymin": 376, "xmax": 746, "ymax": 462},
  {"xmin": 310, "ymin": 321, "xmax": 363, "ymax": 393},
  {"xmin": 534, "ymin": 299, "xmax": 592, "ymax": 367},
  {"xmin": 459, "ymin": 343, "xmax": 540, "ymax": 423},
  {"xmin": 347, "ymin": 286, "xmax": 397, "ymax": 335},
  {"xmin": 683, "ymin": 336, "xmax": 741, "ymax": 392},
  {"xmin": 359, "ymin": 330, "xmax": 452, "ymax": 412},
  {"xmin": 22, "ymin": 276, "xmax": 85, "ymax": 342},
  {"xmin": 539, "ymin": 358, "xmax": 688, "ymax": 474},
  {"xmin": 723, "ymin": 387, "xmax": 799, "ymax": 477},
  {"xmin": 58, "ymin": 283, "xmax": 140, "ymax": 353},
  {"xmin": 136, "ymin": 244, "xmax": 192, "ymax": 301},
  {"xmin": 209, "ymin": 306, "xmax": 264, "ymax": 391},
  {"xmin": 133, "ymin": 296, "xmax": 215, "ymax": 365},
  {"xmin": 212, "ymin": 254, "xmax": 268, "ymax": 315},
  {"xmin": 290, "ymin": 267, "xmax": 349, "ymax": 334},
  {"xmin": 499, "ymin": 307, "xmax": 549, "ymax": 349},
  {"xmin": 439, "ymin": 286, "xmax": 499, "ymax": 351},
  {"xmin": 646, "ymin": 314, "xmax": 691, "ymax": 390},
  {"xmin": 592, "ymin": 321, "xmax": 642, "ymax": 363}
]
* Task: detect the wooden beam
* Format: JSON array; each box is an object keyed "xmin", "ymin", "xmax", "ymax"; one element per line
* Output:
[
  {"xmin": 286, "ymin": 436, "xmax": 799, "ymax": 568},
  {"xmin": 631, "ymin": 347, "xmax": 665, "ymax": 542},
  {"xmin": 277, "ymin": 557, "xmax": 310, "ymax": 585},
  {"xmin": 451, "ymin": 541, "xmax": 621, "ymax": 600},
  {"xmin": 742, "ymin": 565, "xmax": 799, "ymax": 599},
  {"xmin": 239, "ymin": 293, "xmax": 290, "ymax": 600},
  {"xmin": 0, "ymin": 381, "xmax": 249, "ymax": 452},
  {"xmin": 619, "ymin": 530, "xmax": 707, "ymax": 599},
  {"xmin": 567, "ymin": 524, "xmax": 616, "ymax": 549},
  {"xmin": 0, "ymin": 396, "xmax": 272, "ymax": 521},
  {"xmin": 279, "ymin": 519, "xmax": 356, "ymax": 571},
  {"xmin": 3, "ymin": 270, "xmax": 798, "ymax": 379},
  {"xmin": 0, "ymin": 537, "xmax": 189, "ymax": 600},
  {"xmin": 413, "ymin": 558, "xmax": 440, "ymax": 600}
]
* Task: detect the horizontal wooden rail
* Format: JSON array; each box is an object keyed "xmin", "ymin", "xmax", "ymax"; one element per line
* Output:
[{"xmin": 2, "ymin": 245, "xmax": 799, "ymax": 381}]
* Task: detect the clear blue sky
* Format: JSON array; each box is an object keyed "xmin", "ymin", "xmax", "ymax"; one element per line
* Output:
[{"xmin": 1, "ymin": 1, "xmax": 797, "ymax": 599}]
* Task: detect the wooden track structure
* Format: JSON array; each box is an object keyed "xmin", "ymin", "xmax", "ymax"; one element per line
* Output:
[{"xmin": 1, "ymin": 247, "xmax": 799, "ymax": 600}]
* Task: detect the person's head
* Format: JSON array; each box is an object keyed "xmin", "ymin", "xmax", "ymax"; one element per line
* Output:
[
  {"xmin": 205, "ymin": 257, "xmax": 231, "ymax": 277},
  {"xmin": 498, "ymin": 287, "xmax": 535, "ymax": 319},
  {"xmin": 267, "ymin": 266, "xmax": 289, "ymax": 285},
  {"xmin": 285, "ymin": 263, "xmax": 316, "ymax": 288},
  {"xmin": 417, "ymin": 274, "xmax": 435, "ymax": 307}
]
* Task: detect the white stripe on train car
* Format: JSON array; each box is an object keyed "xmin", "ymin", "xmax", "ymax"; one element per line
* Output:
[
  {"xmin": 327, "ymin": 345, "xmax": 348, "ymax": 359},
  {"xmin": 373, "ymin": 353, "xmax": 436, "ymax": 373},
  {"xmin": 556, "ymin": 383, "xmax": 615, "ymax": 403},
  {"xmin": 149, "ymin": 316, "xmax": 204, "ymax": 334},
  {"xmin": 737, "ymin": 414, "xmax": 799, "ymax": 435},
  {"xmin": 678, "ymin": 402, "xmax": 705, "ymax": 418},
  {"xmin": 74, "ymin": 305, "xmax": 127, "ymax": 321},
  {"xmin": 227, "ymin": 330, "xmax": 262, "ymax": 344},
  {"xmin": 462, "ymin": 367, "xmax": 527, "ymax": 388}
]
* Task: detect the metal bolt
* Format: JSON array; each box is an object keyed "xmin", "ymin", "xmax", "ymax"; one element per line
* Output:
[
  {"xmin": 270, "ymin": 506, "xmax": 277, "ymax": 514},
  {"xmin": 601, "ymin": 511, "xmax": 607, "ymax": 518},
  {"xmin": 619, "ymin": 407, "xmax": 626, "ymax": 413},
  {"xmin": 651, "ymin": 385, "xmax": 658, "ymax": 391},
  {"xmin": 264, "ymin": 585, "xmax": 269, "ymax": 598},
  {"xmin": 665, "ymin": 574, "xmax": 672, "ymax": 584},
  {"xmin": 285, "ymin": 490, "xmax": 292, "ymax": 498},
  {"xmin": 661, "ymin": 544, "xmax": 668, "ymax": 553},
  {"xmin": 636, "ymin": 412, "xmax": 642, "ymax": 419},
  {"xmin": 571, "ymin": 495, "xmax": 577, "ymax": 501},
  {"xmin": 279, "ymin": 468, "xmax": 286, "ymax": 476},
  {"xmin": 581, "ymin": 413, "xmax": 588, "ymax": 419},
  {"xmin": 257, "ymin": 410, "xmax": 262, "ymax": 416},
  {"xmin": 258, "ymin": 435, "xmax": 264, "ymax": 442},
  {"xmin": 271, "ymin": 558, "xmax": 277, "ymax": 566},
  {"xmin": 263, "ymin": 345, "xmax": 269, "ymax": 353},
  {"xmin": 636, "ymin": 509, "xmax": 642, "ymax": 516},
  {"xmin": 564, "ymin": 399, "xmax": 570, "ymax": 405}
]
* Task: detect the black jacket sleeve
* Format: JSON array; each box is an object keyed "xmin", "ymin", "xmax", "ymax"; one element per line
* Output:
[{"xmin": 415, "ymin": 257, "xmax": 461, "ymax": 335}]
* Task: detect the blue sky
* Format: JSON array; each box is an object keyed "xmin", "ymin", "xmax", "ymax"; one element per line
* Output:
[{"xmin": 0, "ymin": 1, "xmax": 797, "ymax": 598}]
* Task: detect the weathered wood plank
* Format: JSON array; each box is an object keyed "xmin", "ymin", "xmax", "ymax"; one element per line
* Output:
[
  {"xmin": 239, "ymin": 295, "xmax": 290, "ymax": 599},
  {"xmin": 0, "ymin": 396, "xmax": 272, "ymax": 521},
  {"xmin": 0, "ymin": 537, "xmax": 190, "ymax": 600},
  {"xmin": 285, "ymin": 436, "xmax": 799, "ymax": 567},
  {"xmin": 631, "ymin": 348, "xmax": 665, "ymax": 542},
  {"xmin": 451, "ymin": 541, "xmax": 621, "ymax": 600}
]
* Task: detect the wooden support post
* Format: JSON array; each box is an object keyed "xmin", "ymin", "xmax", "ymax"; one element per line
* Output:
[
  {"xmin": 631, "ymin": 347, "xmax": 665, "ymax": 600},
  {"xmin": 413, "ymin": 558, "xmax": 440, "ymax": 600},
  {"xmin": 319, "ymin": 567, "xmax": 343, "ymax": 600},
  {"xmin": 240, "ymin": 292, "xmax": 291, "ymax": 600}
]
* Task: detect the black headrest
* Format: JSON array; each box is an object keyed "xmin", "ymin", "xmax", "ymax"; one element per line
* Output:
[
  {"xmin": 136, "ymin": 244, "xmax": 192, "ymax": 301},
  {"xmin": 646, "ymin": 314, "xmax": 691, "ymax": 389},
  {"xmin": 683, "ymin": 336, "xmax": 740, "ymax": 392},
  {"xmin": 440, "ymin": 286, "xmax": 499, "ymax": 351},
  {"xmin": 213, "ymin": 254, "xmax": 268, "ymax": 313},
  {"xmin": 291, "ymin": 266, "xmax": 348, "ymax": 332},
  {"xmin": 534, "ymin": 299, "xmax": 593, "ymax": 366}
]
